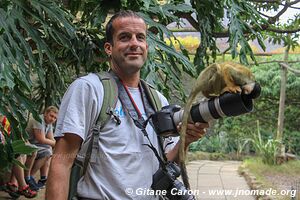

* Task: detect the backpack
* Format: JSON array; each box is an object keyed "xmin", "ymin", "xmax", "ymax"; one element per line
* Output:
[{"xmin": 68, "ymin": 72, "xmax": 162, "ymax": 200}]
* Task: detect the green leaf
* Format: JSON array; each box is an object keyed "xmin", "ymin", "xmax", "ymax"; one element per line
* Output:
[{"xmin": 11, "ymin": 140, "xmax": 37, "ymax": 155}]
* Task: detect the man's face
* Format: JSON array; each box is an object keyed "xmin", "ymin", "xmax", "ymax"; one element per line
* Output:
[
  {"xmin": 44, "ymin": 111, "xmax": 57, "ymax": 125},
  {"xmin": 105, "ymin": 17, "xmax": 148, "ymax": 75}
]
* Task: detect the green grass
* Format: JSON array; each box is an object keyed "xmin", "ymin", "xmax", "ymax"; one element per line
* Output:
[
  {"xmin": 242, "ymin": 157, "xmax": 300, "ymax": 199},
  {"xmin": 243, "ymin": 157, "xmax": 300, "ymax": 176}
]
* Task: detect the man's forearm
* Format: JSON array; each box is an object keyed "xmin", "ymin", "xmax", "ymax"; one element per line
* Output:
[{"xmin": 46, "ymin": 155, "xmax": 71, "ymax": 200}]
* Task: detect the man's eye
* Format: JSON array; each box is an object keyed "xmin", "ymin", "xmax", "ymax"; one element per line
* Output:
[
  {"xmin": 138, "ymin": 35, "xmax": 145, "ymax": 41},
  {"xmin": 120, "ymin": 35, "xmax": 129, "ymax": 40}
]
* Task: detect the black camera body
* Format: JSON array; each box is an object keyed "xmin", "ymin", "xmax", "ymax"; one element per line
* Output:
[
  {"xmin": 151, "ymin": 162, "xmax": 195, "ymax": 200},
  {"xmin": 151, "ymin": 83, "xmax": 261, "ymax": 136}
]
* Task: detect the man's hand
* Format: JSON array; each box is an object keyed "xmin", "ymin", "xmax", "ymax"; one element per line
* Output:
[
  {"xmin": 177, "ymin": 122, "xmax": 209, "ymax": 149},
  {"xmin": 167, "ymin": 122, "xmax": 209, "ymax": 162}
]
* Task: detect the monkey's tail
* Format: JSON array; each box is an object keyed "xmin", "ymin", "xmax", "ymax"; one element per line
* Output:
[
  {"xmin": 179, "ymin": 93, "xmax": 197, "ymax": 189},
  {"xmin": 180, "ymin": 162, "xmax": 190, "ymax": 189}
]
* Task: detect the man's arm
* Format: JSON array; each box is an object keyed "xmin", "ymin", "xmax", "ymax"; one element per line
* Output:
[
  {"xmin": 33, "ymin": 129, "xmax": 56, "ymax": 147},
  {"xmin": 166, "ymin": 122, "xmax": 208, "ymax": 162},
  {"xmin": 46, "ymin": 133, "xmax": 82, "ymax": 200}
]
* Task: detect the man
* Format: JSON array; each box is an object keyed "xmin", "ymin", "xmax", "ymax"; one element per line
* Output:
[
  {"xmin": 25, "ymin": 106, "xmax": 58, "ymax": 190},
  {"xmin": 46, "ymin": 10, "xmax": 208, "ymax": 199}
]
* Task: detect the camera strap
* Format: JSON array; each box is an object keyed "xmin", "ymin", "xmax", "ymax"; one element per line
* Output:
[{"xmin": 111, "ymin": 73, "xmax": 167, "ymax": 166}]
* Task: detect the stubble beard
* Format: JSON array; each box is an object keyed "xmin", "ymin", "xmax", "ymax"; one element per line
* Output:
[{"xmin": 112, "ymin": 56, "xmax": 145, "ymax": 76}]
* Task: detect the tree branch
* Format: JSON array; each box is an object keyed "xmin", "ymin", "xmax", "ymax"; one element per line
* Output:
[
  {"xmin": 247, "ymin": 0, "xmax": 280, "ymax": 3},
  {"xmin": 266, "ymin": 26, "xmax": 300, "ymax": 33},
  {"xmin": 211, "ymin": 25, "xmax": 300, "ymax": 37},
  {"xmin": 289, "ymin": 0, "xmax": 300, "ymax": 5},
  {"xmin": 250, "ymin": 60, "xmax": 300, "ymax": 65},
  {"xmin": 279, "ymin": 62, "xmax": 300, "ymax": 76},
  {"xmin": 268, "ymin": 0, "xmax": 300, "ymax": 23},
  {"xmin": 268, "ymin": 1, "xmax": 290, "ymax": 23},
  {"xmin": 257, "ymin": 10, "xmax": 272, "ymax": 18},
  {"xmin": 290, "ymin": 5, "xmax": 300, "ymax": 9},
  {"xmin": 174, "ymin": 12, "xmax": 198, "ymax": 31}
]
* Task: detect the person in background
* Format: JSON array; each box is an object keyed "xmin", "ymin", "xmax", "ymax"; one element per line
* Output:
[
  {"xmin": 0, "ymin": 114, "xmax": 38, "ymax": 198},
  {"xmin": 25, "ymin": 106, "xmax": 58, "ymax": 190}
]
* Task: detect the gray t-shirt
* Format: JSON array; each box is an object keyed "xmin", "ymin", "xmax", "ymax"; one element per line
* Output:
[
  {"xmin": 26, "ymin": 114, "xmax": 53, "ymax": 146},
  {"xmin": 55, "ymin": 73, "xmax": 179, "ymax": 199}
]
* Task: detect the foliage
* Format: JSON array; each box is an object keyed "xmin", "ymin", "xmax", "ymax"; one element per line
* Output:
[
  {"xmin": 250, "ymin": 55, "xmax": 300, "ymax": 152},
  {"xmin": 284, "ymin": 131, "xmax": 300, "ymax": 154},
  {"xmin": 0, "ymin": 0, "xmax": 76, "ymax": 139},
  {"xmin": 189, "ymin": 130, "xmax": 232, "ymax": 154},
  {"xmin": 0, "ymin": 138, "xmax": 36, "ymax": 174},
  {"xmin": 165, "ymin": 36, "xmax": 200, "ymax": 54},
  {"xmin": 244, "ymin": 157, "xmax": 300, "ymax": 176},
  {"xmin": 247, "ymin": 121, "xmax": 279, "ymax": 165}
]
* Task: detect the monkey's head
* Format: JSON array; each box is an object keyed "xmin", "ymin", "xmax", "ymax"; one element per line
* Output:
[
  {"xmin": 227, "ymin": 63, "xmax": 261, "ymax": 99},
  {"xmin": 224, "ymin": 61, "xmax": 256, "ymax": 94}
]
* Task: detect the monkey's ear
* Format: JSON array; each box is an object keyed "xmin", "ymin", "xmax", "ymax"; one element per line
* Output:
[{"xmin": 104, "ymin": 42, "xmax": 112, "ymax": 56}]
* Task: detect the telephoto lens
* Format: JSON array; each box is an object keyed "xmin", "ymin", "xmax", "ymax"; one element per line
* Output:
[
  {"xmin": 172, "ymin": 82, "xmax": 261, "ymax": 125},
  {"xmin": 151, "ymin": 83, "xmax": 261, "ymax": 137}
]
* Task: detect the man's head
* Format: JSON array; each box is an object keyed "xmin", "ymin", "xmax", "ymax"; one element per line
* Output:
[
  {"xmin": 43, "ymin": 106, "xmax": 58, "ymax": 125},
  {"xmin": 104, "ymin": 10, "xmax": 148, "ymax": 76}
]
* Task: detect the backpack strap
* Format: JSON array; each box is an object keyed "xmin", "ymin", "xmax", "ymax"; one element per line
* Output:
[
  {"xmin": 81, "ymin": 72, "xmax": 118, "ymax": 174},
  {"xmin": 95, "ymin": 72, "xmax": 119, "ymax": 128},
  {"xmin": 140, "ymin": 80, "xmax": 162, "ymax": 112}
]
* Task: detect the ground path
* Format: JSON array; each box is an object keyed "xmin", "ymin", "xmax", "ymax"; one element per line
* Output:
[
  {"xmin": 187, "ymin": 160, "xmax": 255, "ymax": 200},
  {"xmin": 0, "ymin": 160, "xmax": 254, "ymax": 200}
]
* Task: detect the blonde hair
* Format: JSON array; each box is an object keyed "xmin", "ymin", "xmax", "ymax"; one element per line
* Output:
[{"xmin": 44, "ymin": 106, "xmax": 58, "ymax": 114}]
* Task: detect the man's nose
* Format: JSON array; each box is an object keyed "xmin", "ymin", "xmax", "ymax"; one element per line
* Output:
[{"xmin": 129, "ymin": 36, "xmax": 139, "ymax": 47}]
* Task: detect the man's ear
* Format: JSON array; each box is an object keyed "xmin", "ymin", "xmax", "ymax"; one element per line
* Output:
[{"xmin": 104, "ymin": 42, "xmax": 112, "ymax": 56}]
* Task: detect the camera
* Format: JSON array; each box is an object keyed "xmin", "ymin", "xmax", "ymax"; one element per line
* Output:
[
  {"xmin": 151, "ymin": 162, "xmax": 195, "ymax": 200},
  {"xmin": 151, "ymin": 83, "xmax": 261, "ymax": 136}
]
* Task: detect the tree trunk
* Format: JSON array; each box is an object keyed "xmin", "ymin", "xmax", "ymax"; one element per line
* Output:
[{"xmin": 276, "ymin": 43, "xmax": 290, "ymax": 157}]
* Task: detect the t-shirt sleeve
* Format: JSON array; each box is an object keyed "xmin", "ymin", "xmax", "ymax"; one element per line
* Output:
[
  {"xmin": 31, "ymin": 117, "xmax": 43, "ymax": 130},
  {"xmin": 47, "ymin": 125, "xmax": 53, "ymax": 134},
  {"xmin": 55, "ymin": 74, "xmax": 103, "ymax": 140}
]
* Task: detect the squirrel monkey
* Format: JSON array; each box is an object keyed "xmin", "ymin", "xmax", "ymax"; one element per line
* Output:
[{"xmin": 179, "ymin": 61, "xmax": 256, "ymax": 188}]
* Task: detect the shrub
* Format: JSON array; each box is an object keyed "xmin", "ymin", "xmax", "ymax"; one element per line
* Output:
[{"xmin": 246, "ymin": 121, "xmax": 279, "ymax": 165}]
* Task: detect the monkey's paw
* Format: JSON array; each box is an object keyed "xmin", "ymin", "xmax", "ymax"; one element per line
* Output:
[{"xmin": 221, "ymin": 86, "xmax": 242, "ymax": 94}]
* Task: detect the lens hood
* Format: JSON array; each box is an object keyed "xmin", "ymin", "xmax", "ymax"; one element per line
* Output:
[{"xmin": 219, "ymin": 92, "xmax": 253, "ymax": 117}]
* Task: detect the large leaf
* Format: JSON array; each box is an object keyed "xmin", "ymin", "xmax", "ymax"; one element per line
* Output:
[{"xmin": 11, "ymin": 140, "xmax": 37, "ymax": 155}]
